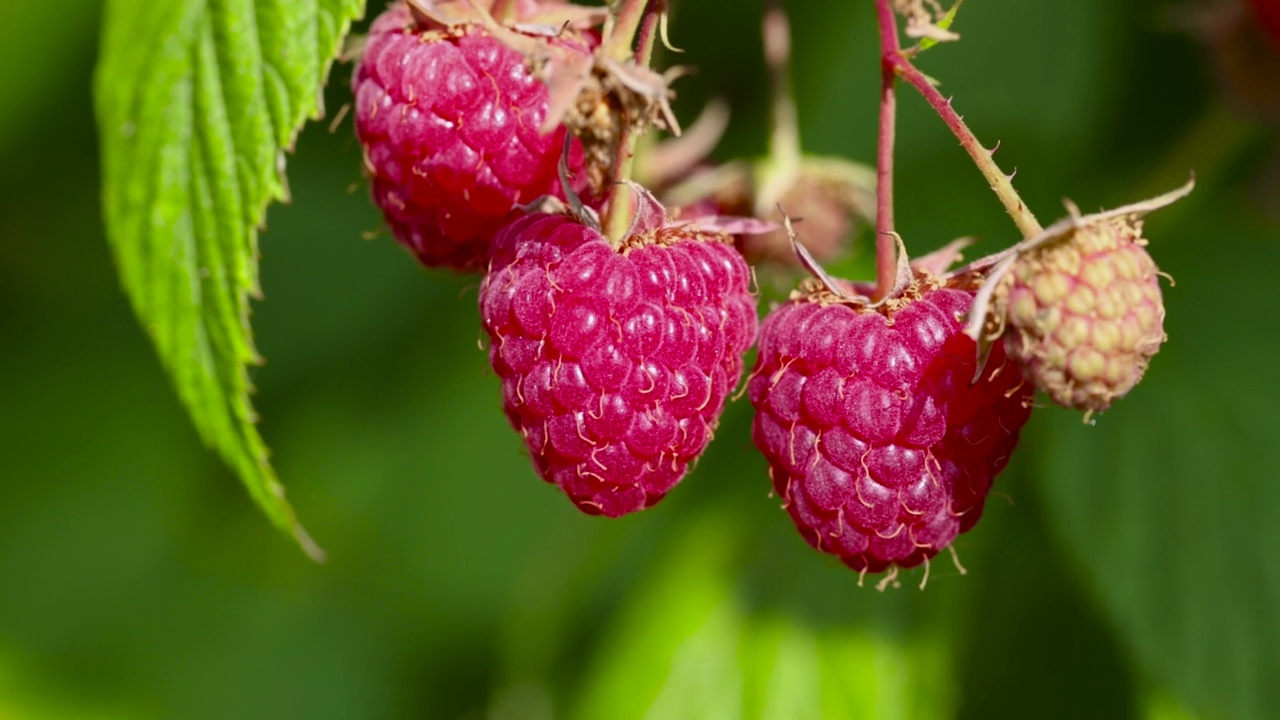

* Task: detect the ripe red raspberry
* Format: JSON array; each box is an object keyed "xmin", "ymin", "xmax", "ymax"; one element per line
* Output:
[
  {"xmin": 354, "ymin": 2, "xmax": 591, "ymax": 271},
  {"xmin": 479, "ymin": 211, "xmax": 758, "ymax": 516},
  {"xmin": 749, "ymin": 276, "xmax": 1032, "ymax": 577},
  {"xmin": 1001, "ymin": 217, "xmax": 1165, "ymax": 415}
]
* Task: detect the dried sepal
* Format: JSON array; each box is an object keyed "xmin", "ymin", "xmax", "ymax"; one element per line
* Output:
[
  {"xmin": 558, "ymin": 135, "xmax": 601, "ymax": 230},
  {"xmin": 540, "ymin": 55, "xmax": 681, "ymax": 195},
  {"xmin": 894, "ymin": 0, "xmax": 961, "ymax": 43},
  {"xmin": 409, "ymin": 0, "xmax": 605, "ymax": 30},
  {"xmin": 633, "ymin": 99, "xmax": 730, "ymax": 190},
  {"xmin": 659, "ymin": 161, "xmax": 752, "ymax": 211},
  {"xmin": 910, "ymin": 237, "xmax": 973, "ymax": 277},
  {"xmin": 782, "ymin": 212, "xmax": 958, "ymax": 313},
  {"xmin": 878, "ymin": 232, "xmax": 917, "ymax": 306},
  {"xmin": 613, "ymin": 181, "xmax": 778, "ymax": 250},
  {"xmin": 515, "ymin": 135, "xmax": 602, "ymax": 229},
  {"xmin": 783, "ymin": 212, "xmax": 869, "ymax": 304},
  {"xmin": 678, "ymin": 214, "xmax": 777, "ymax": 237}
]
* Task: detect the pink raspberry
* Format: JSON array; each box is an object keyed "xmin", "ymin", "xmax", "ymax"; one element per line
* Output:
[
  {"xmin": 749, "ymin": 278, "xmax": 1033, "ymax": 576},
  {"xmin": 354, "ymin": 2, "xmax": 591, "ymax": 271},
  {"xmin": 479, "ymin": 212, "xmax": 758, "ymax": 517}
]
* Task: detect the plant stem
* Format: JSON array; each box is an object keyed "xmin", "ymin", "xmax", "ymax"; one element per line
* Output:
[
  {"xmin": 874, "ymin": 0, "xmax": 900, "ymax": 299},
  {"xmin": 603, "ymin": 1, "xmax": 662, "ymax": 242},
  {"xmin": 603, "ymin": 0, "xmax": 650, "ymax": 61},
  {"xmin": 604, "ymin": 133, "xmax": 640, "ymax": 244},
  {"xmin": 887, "ymin": 52, "xmax": 1043, "ymax": 238},
  {"xmin": 633, "ymin": 0, "xmax": 662, "ymax": 66}
]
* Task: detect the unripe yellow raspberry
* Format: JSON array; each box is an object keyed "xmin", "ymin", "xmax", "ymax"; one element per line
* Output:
[{"xmin": 1000, "ymin": 218, "xmax": 1166, "ymax": 414}]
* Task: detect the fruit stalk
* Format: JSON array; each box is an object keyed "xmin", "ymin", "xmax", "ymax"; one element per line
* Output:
[
  {"xmin": 604, "ymin": 0, "xmax": 655, "ymax": 61},
  {"xmin": 874, "ymin": 0, "xmax": 900, "ymax": 299},
  {"xmin": 764, "ymin": 3, "xmax": 802, "ymax": 174},
  {"xmin": 886, "ymin": 51, "xmax": 1043, "ymax": 238},
  {"xmin": 603, "ymin": 0, "xmax": 663, "ymax": 243},
  {"xmin": 632, "ymin": 0, "xmax": 662, "ymax": 66}
]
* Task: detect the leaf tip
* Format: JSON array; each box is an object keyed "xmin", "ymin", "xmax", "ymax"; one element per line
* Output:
[{"xmin": 295, "ymin": 524, "xmax": 329, "ymax": 563}]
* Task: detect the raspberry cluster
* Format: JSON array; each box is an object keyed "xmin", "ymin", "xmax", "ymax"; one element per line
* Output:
[{"xmin": 344, "ymin": 1, "xmax": 1183, "ymax": 583}]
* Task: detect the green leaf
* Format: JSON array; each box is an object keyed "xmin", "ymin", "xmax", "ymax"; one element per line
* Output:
[
  {"xmin": 94, "ymin": 0, "xmax": 365, "ymax": 560},
  {"xmin": 1032, "ymin": 198, "xmax": 1280, "ymax": 720}
]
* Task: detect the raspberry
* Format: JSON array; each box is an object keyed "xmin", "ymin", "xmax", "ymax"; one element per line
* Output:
[
  {"xmin": 749, "ymin": 276, "xmax": 1032, "ymax": 577},
  {"xmin": 479, "ymin": 211, "xmax": 758, "ymax": 516},
  {"xmin": 354, "ymin": 2, "xmax": 591, "ymax": 271},
  {"xmin": 1001, "ymin": 217, "xmax": 1165, "ymax": 415}
]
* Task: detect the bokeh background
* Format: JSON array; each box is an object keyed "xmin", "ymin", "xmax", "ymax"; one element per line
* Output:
[{"xmin": 2, "ymin": 0, "xmax": 1279, "ymax": 717}]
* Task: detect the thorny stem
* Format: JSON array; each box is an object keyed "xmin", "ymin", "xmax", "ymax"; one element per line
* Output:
[
  {"xmin": 633, "ymin": 1, "xmax": 662, "ymax": 67},
  {"xmin": 603, "ymin": 1, "xmax": 663, "ymax": 243},
  {"xmin": 874, "ymin": 0, "xmax": 900, "ymax": 300},
  {"xmin": 887, "ymin": 52, "xmax": 1043, "ymax": 238}
]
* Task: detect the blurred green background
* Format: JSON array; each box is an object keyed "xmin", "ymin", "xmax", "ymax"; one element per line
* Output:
[{"xmin": 2, "ymin": 0, "xmax": 1278, "ymax": 717}]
